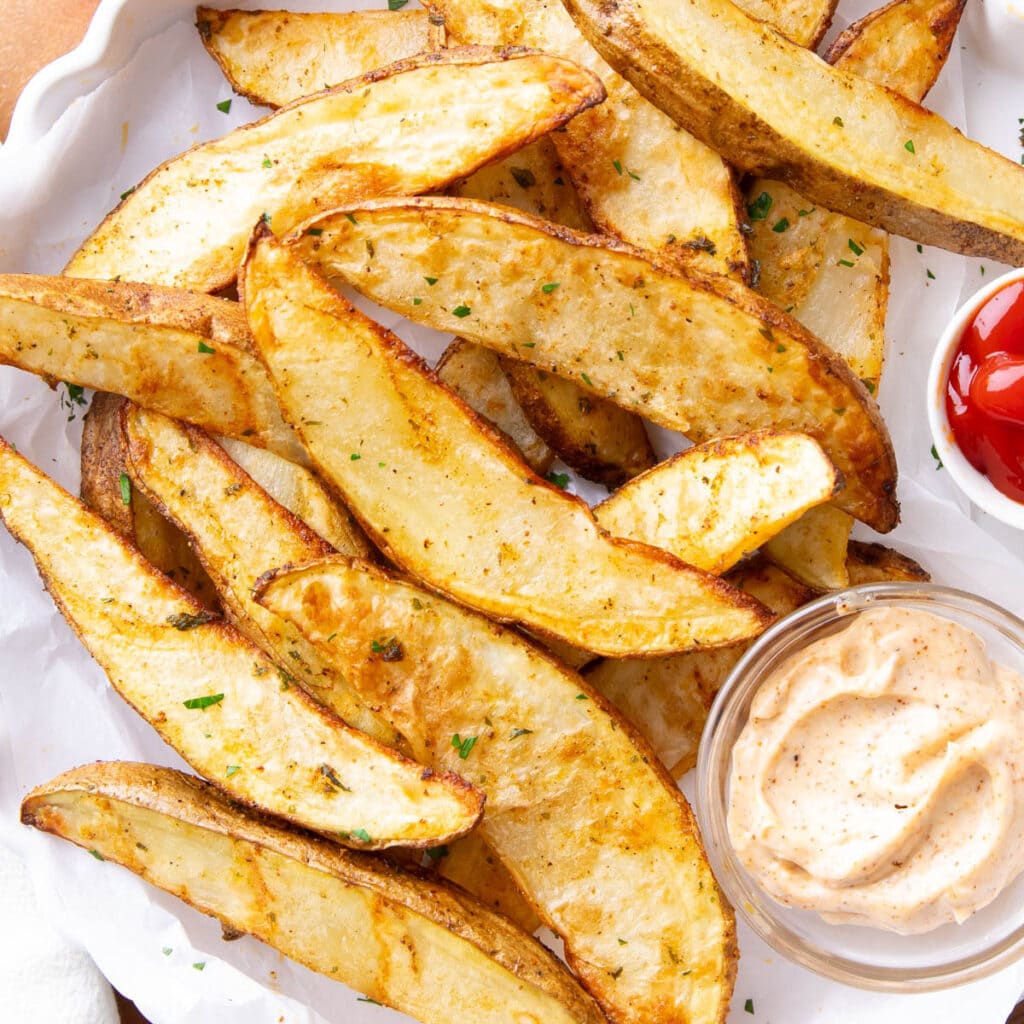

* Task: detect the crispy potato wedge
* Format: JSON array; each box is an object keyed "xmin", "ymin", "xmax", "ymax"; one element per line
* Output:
[
  {"xmin": 587, "ymin": 558, "xmax": 814, "ymax": 777},
  {"xmin": 562, "ymin": 0, "xmax": 1024, "ymax": 264},
  {"xmin": 196, "ymin": 7, "xmax": 439, "ymax": 107},
  {"xmin": 22, "ymin": 763, "xmax": 605, "ymax": 1024},
  {"xmin": 295, "ymin": 197, "xmax": 897, "ymax": 530},
  {"xmin": 256, "ymin": 556, "xmax": 739, "ymax": 1024},
  {"xmin": 121, "ymin": 405, "xmax": 401, "ymax": 748},
  {"xmin": 846, "ymin": 539, "xmax": 931, "ymax": 584},
  {"xmin": 65, "ymin": 48, "xmax": 606, "ymax": 292},
  {"xmin": 433, "ymin": 833, "xmax": 543, "ymax": 935},
  {"xmin": 0, "ymin": 437, "xmax": 482, "ymax": 848},
  {"xmin": 594, "ymin": 431, "xmax": 839, "ymax": 574},
  {"xmin": 430, "ymin": 0, "xmax": 749, "ymax": 278},
  {"xmin": 0, "ymin": 274, "xmax": 303, "ymax": 462},
  {"xmin": 244, "ymin": 229, "xmax": 768, "ymax": 656},
  {"xmin": 731, "ymin": 0, "xmax": 836, "ymax": 46},
  {"xmin": 763, "ymin": 504, "xmax": 853, "ymax": 590},
  {"xmin": 81, "ymin": 393, "xmax": 220, "ymax": 608},
  {"xmin": 436, "ymin": 340, "xmax": 553, "ymax": 474},
  {"xmin": 214, "ymin": 436, "xmax": 372, "ymax": 556},
  {"xmin": 501, "ymin": 358, "xmax": 655, "ymax": 486},
  {"xmin": 824, "ymin": 0, "xmax": 967, "ymax": 101}
]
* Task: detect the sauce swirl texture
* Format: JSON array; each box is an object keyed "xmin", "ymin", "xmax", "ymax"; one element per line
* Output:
[{"xmin": 727, "ymin": 607, "xmax": 1024, "ymax": 933}]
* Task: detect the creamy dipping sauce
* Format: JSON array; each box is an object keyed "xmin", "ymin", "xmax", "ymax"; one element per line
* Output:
[{"xmin": 727, "ymin": 607, "xmax": 1024, "ymax": 933}]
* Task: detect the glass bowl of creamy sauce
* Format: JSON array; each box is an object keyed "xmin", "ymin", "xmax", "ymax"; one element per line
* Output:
[{"xmin": 697, "ymin": 582, "xmax": 1024, "ymax": 990}]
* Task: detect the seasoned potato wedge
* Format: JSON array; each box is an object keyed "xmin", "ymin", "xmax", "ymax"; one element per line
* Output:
[
  {"xmin": 0, "ymin": 437, "xmax": 482, "ymax": 848},
  {"xmin": 196, "ymin": 7, "xmax": 439, "ymax": 107},
  {"xmin": 65, "ymin": 49, "xmax": 606, "ymax": 291},
  {"xmin": 256, "ymin": 556, "xmax": 738, "ymax": 1024},
  {"xmin": 824, "ymin": 0, "xmax": 967, "ymax": 101},
  {"xmin": 121, "ymin": 405, "xmax": 401, "ymax": 747},
  {"xmin": 587, "ymin": 559, "xmax": 814, "ymax": 777},
  {"xmin": 436, "ymin": 340, "xmax": 553, "ymax": 474},
  {"xmin": 731, "ymin": 0, "xmax": 836, "ymax": 46},
  {"xmin": 0, "ymin": 275, "xmax": 303, "ymax": 462},
  {"xmin": 562, "ymin": 0, "xmax": 1024, "ymax": 264},
  {"xmin": 594, "ymin": 431, "xmax": 839, "ymax": 575},
  {"xmin": 846, "ymin": 540, "xmax": 931, "ymax": 584},
  {"xmin": 501, "ymin": 358, "xmax": 655, "ymax": 486},
  {"xmin": 81, "ymin": 393, "xmax": 220, "ymax": 608},
  {"xmin": 22, "ymin": 763, "xmax": 605, "ymax": 1024},
  {"xmin": 763, "ymin": 504, "xmax": 853, "ymax": 590},
  {"xmin": 430, "ymin": 0, "xmax": 749, "ymax": 278},
  {"xmin": 243, "ymin": 229, "xmax": 768, "ymax": 656},
  {"xmin": 295, "ymin": 197, "xmax": 897, "ymax": 530}
]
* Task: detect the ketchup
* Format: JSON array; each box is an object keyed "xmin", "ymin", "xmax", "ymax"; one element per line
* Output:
[{"xmin": 946, "ymin": 280, "xmax": 1024, "ymax": 503}]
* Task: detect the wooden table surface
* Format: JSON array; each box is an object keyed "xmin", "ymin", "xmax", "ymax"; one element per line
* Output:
[{"xmin": 2, "ymin": 4, "xmax": 1023, "ymax": 1023}]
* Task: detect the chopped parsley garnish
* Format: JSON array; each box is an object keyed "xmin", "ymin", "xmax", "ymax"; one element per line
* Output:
[
  {"xmin": 370, "ymin": 636, "xmax": 404, "ymax": 661},
  {"xmin": 425, "ymin": 276, "xmax": 438, "ymax": 286},
  {"xmin": 216, "ymin": 99, "xmax": 232, "ymax": 114},
  {"xmin": 916, "ymin": 243, "xmax": 923, "ymax": 253},
  {"xmin": 771, "ymin": 217, "xmax": 789, "ymax": 233},
  {"xmin": 833, "ymin": 407, "xmax": 846, "ymax": 416},
  {"xmin": 546, "ymin": 471, "xmax": 570, "ymax": 489},
  {"xmin": 627, "ymin": 169, "xmax": 641, "ymax": 181},
  {"xmin": 357, "ymin": 996, "xmax": 382, "ymax": 1005},
  {"xmin": 226, "ymin": 765, "xmax": 241, "ymax": 777},
  {"xmin": 541, "ymin": 282, "xmax": 560, "ymax": 293},
  {"xmin": 167, "ymin": 610, "xmax": 215, "ymax": 631},
  {"xmin": 350, "ymin": 452, "xmax": 361, "ymax": 460},
  {"xmin": 183, "ymin": 693, "xmax": 224, "ymax": 710},
  {"xmin": 388, "ymin": 0, "xmax": 409, "ymax": 8},
  {"xmin": 343, "ymin": 213, "xmax": 357, "ymax": 225},
  {"xmin": 838, "ymin": 259, "xmax": 855, "ymax": 268},
  {"xmin": 926, "ymin": 269, "xmax": 936, "ymax": 280},
  {"xmin": 426, "ymin": 845, "xmax": 449, "ymax": 861},
  {"xmin": 744, "ymin": 998, "xmax": 754, "ymax": 1014},
  {"xmin": 521, "ymin": 341, "xmax": 536, "ymax": 348},
  {"xmin": 776, "ymin": 344, "xmax": 787, "ymax": 353},
  {"xmin": 197, "ymin": 340, "xmax": 215, "ymax": 354},
  {"xmin": 575, "ymin": 693, "xmax": 588, "ymax": 701},
  {"xmin": 861, "ymin": 377, "xmax": 876, "ymax": 393},
  {"xmin": 451, "ymin": 733, "xmax": 478, "ymax": 760},
  {"xmin": 610, "ymin": 966, "xmax": 624, "ymax": 979},
  {"xmin": 848, "ymin": 238, "xmax": 864, "ymax": 256},
  {"xmin": 452, "ymin": 305, "xmax": 472, "ymax": 318},
  {"xmin": 797, "ymin": 208, "xmax": 815, "ymax": 217},
  {"xmin": 307, "ymin": 227, "xmax": 323, "ymax": 236},
  {"xmin": 62, "ymin": 382, "xmax": 87, "ymax": 406},
  {"xmin": 746, "ymin": 191, "xmax": 772, "ymax": 221},
  {"xmin": 412, "ymin": 297, "xmax": 423, "ymax": 305},
  {"xmin": 193, "ymin": 962, "xmax": 206, "ymax": 971},
  {"xmin": 613, "ymin": 159, "xmax": 624, "ymax": 175},
  {"xmin": 616, "ymin": 350, "xmax": 624, "ymax": 361},
  {"xmin": 162, "ymin": 948, "xmax": 173, "ymax": 956},
  {"xmin": 119, "ymin": 186, "xmax": 136, "ymax": 201},
  {"xmin": 510, "ymin": 727, "xmax": 533, "ymax": 739},
  {"xmin": 89, "ymin": 849, "xmax": 105, "ymax": 861},
  {"xmin": 351, "ymin": 828, "xmax": 372, "ymax": 843},
  {"xmin": 119, "ymin": 472, "xmax": 131, "ymax": 505},
  {"xmin": 262, "ymin": 155, "xmax": 272, "ymax": 168},
  {"xmin": 931, "ymin": 444, "xmax": 944, "ymax": 470},
  {"xmin": 510, "ymin": 166, "xmax": 536, "ymax": 189},
  {"xmin": 259, "ymin": 211, "xmax": 271, "ymax": 224},
  {"xmin": 904, "ymin": 139, "xmax": 916, "ymax": 153},
  {"xmin": 832, "ymin": 116, "xmax": 844, "ymax": 127}
]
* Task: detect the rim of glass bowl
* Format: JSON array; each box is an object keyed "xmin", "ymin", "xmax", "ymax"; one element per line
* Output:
[{"xmin": 695, "ymin": 581, "xmax": 1024, "ymax": 991}]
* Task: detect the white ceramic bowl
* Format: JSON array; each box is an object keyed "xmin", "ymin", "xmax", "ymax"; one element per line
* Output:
[{"xmin": 926, "ymin": 266, "xmax": 1024, "ymax": 529}]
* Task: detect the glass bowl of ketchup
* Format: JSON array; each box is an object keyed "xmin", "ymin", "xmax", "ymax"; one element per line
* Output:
[{"xmin": 928, "ymin": 267, "xmax": 1024, "ymax": 527}]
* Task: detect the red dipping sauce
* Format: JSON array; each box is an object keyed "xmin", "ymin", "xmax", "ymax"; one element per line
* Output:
[{"xmin": 946, "ymin": 280, "xmax": 1024, "ymax": 503}]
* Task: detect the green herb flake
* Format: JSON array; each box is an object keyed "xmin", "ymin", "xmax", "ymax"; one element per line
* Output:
[
  {"xmin": 627, "ymin": 169, "xmax": 641, "ymax": 181},
  {"xmin": 193, "ymin": 962, "xmax": 206, "ymax": 972},
  {"xmin": 452, "ymin": 305, "xmax": 472, "ymax": 318},
  {"xmin": 426, "ymin": 845, "xmax": 449, "ymax": 861},
  {"xmin": 260, "ymin": 211, "xmax": 271, "ymax": 224},
  {"xmin": 927, "ymin": 269, "xmax": 936, "ymax": 280},
  {"xmin": 119, "ymin": 472, "xmax": 131, "ymax": 505},
  {"xmin": 351, "ymin": 828, "xmax": 372, "ymax": 843},
  {"xmin": 451, "ymin": 733, "xmax": 478, "ymax": 760},
  {"xmin": 838, "ymin": 259, "xmax": 855, "ymax": 268},
  {"xmin": 771, "ymin": 217, "xmax": 789, "ymax": 233},
  {"xmin": 262, "ymin": 155, "xmax": 272, "ymax": 169},
  {"xmin": 833, "ymin": 407, "xmax": 846, "ymax": 416},
  {"xmin": 412, "ymin": 597, "xmax": 424, "ymax": 610},
  {"xmin": 610, "ymin": 966, "xmax": 624, "ymax": 979},
  {"xmin": 917, "ymin": 243, "xmax": 924, "ymax": 253},
  {"xmin": 981, "ymin": 266, "xmax": 986, "ymax": 275},
  {"xmin": 425, "ymin": 276, "xmax": 438, "ymax": 286},
  {"xmin": 216, "ymin": 99, "xmax": 232, "ymax": 114},
  {"xmin": 307, "ymin": 227, "xmax": 323, "ymax": 236},
  {"xmin": 546, "ymin": 471, "xmax": 570, "ymax": 490},
  {"xmin": 618, "ymin": 938, "xmax": 628, "ymax": 945},
  {"xmin": 412, "ymin": 297, "xmax": 423, "ymax": 305},
  {"xmin": 162, "ymin": 947, "xmax": 173, "ymax": 956},
  {"xmin": 613, "ymin": 159, "xmax": 624, "ymax": 175},
  {"xmin": 119, "ymin": 186, "xmax": 136, "ymax": 201},
  {"xmin": 833, "ymin": 115, "xmax": 844, "ymax": 127},
  {"xmin": 575, "ymin": 693, "xmax": 588, "ymax": 701},
  {"xmin": 521, "ymin": 341, "xmax": 536, "ymax": 348},
  {"xmin": 197, "ymin": 340, "xmax": 215, "ymax": 354},
  {"xmin": 931, "ymin": 444, "xmax": 944, "ymax": 470},
  {"xmin": 848, "ymin": 238, "xmax": 864, "ymax": 256},
  {"xmin": 357, "ymin": 996, "xmax": 382, "ymax": 1005},
  {"xmin": 904, "ymin": 139, "xmax": 916, "ymax": 153},
  {"xmin": 167, "ymin": 610, "xmax": 215, "ymax": 631},
  {"xmin": 616, "ymin": 350, "xmax": 624, "ymax": 361},
  {"xmin": 388, "ymin": 0, "xmax": 409, "ymax": 8},
  {"xmin": 797, "ymin": 208, "xmax": 815, "ymax": 217},
  {"xmin": 183, "ymin": 693, "xmax": 225, "ymax": 710},
  {"xmin": 350, "ymin": 452, "xmax": 362, "ymax": 461},
  {"xmin": 776, "ymin": 344, "xmax": 787, "ymax": 354},
  {"xmin": 510, "ymin": 166, "xmax": 536, "ymax": 189},
  {"xmin": 370, "ymin": 636, "xmax": 403, "ymax": 662},
  {"xmin": 89, "ymin": 849, "xmax": 105, "ymax": 861},
  {"xmin": 861, "ymin": 377, "xmax": 877, "ymax": 394},
  {"xmin": 62, "ymin": 382, "xmax": 87, "ymax": 406},
  {"xmin": 579, "ymin": 372, "xmax": 593, "ymax": 388},
  {"xmin": 746, "ymin": 191, "xmax": 772, "ymax": 221},
  {"xmin": 510, "ymin": 727, "xmax": 533, "ymax": 739},
  {"xmin": 226, "ymin": 765, "xmax": 241, "ymax": 777},
  {"xmin": 541, "ymin": 282, "xmax": 560, "ymax": 293},
  {"xmin": 744, "ymin": 998, "xmax": 754, "ymax": 1014}
]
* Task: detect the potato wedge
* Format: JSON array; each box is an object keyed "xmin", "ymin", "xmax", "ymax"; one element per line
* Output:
[
  {"xmin": 22, "ymin": 762, "xmax": 605, "ymax": 1024},
  {"xmin": 436, "ymin": 340, "xmax": 553, "ymax": 474},
  {"xmin": 65, "ymin": 48, "xmax": 606, "ymax": 292},
  {"xmin": 562, "ymin": 0, "xmax": 1024, "ymax": 264},
  {"xmin": 81, "ymin": 393, "xmax": 220, "ymax": 608},
  {"xmin": 731, "ymin": 0, "xmax": 837, "ymax": 46},
  {"xmin": 256, "ymin": 556, "xmax": 739, "ymax": 1024},
  {"xmin": 430, "ymin": 0, "xmax": 749, "ymax": 278},
  {"xmin": 763, "ymin": 504, "xmax": 853, "ymax": 590},
  {"xmin": 846, "ymin": 539, "xmax": 931, "ymax": 584},
  {"xmin": 244, "ymin": 229, "xmax": 768, "ymax": 656},
  {"xmin": 0, "ymin": 437, "xmax": 482, "ymax": 848},
  {"xmin": 0, "ymin": 274, "xmax": 303, "ymax": 462},
  {"xmin": 295, "ymin": 197, "xmax": 898, "ymax": 530},
  {"xmin": 501, "ymin": 358, "xmax": 656, "ymax": 486},
  {"xmin": 196, "ymin": 7, "xmax": 439, "ymax": 107},
  {"xmin": 824, "ymin": 0, "xmax": 967, "ymax": 101},
  {"xmin": 121, "ymin": 405, "xmax": 401, "ymax": 748},
  {"xmin": 594, "ymin": 431, "xmax": 839, "ymax": 575},
  {"xmin": 587, "ymin": 559, "xmax": 815, "ymax": 777}
]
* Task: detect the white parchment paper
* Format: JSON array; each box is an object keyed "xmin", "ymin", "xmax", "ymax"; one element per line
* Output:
[{"xmin": 0, "ymin": 1, "xmax": 1022, "ymax": 1022}]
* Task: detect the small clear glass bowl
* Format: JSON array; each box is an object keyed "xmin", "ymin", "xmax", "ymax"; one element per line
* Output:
[{"xmin": 696, "ymin": 582, "xmax": 1024, "ymax": 991}]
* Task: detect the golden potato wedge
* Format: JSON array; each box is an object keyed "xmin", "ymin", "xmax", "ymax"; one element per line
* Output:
[
  {"xmin": 436, "ymin": 340, "xmax": 553, "ymax": 474},
  {"xmin": 731, "ymin": 0, "xmax": 836, "ymax": 46},
  {"xmin": 0, "ymin": 274, "xmax": 303, "ymax": 462},
  {"xmin": 846, "ymin": 539, "xmax": 931, "ymax": 584},
  {"xmin": 824, "ymin": 0, "xmax": 967, "ymax": 102},
  {"xmin": 432, "ymin": 833, "xmax": 543, "ymax": 935},
  {"xmin": 430, "ymin": 0, "xmax": 749, "ymax": 278},
  {"xmin": 295, "ymin": 197, "xmax": 898, "ymax": 531},
  {"xmin": 501, "ymin": 358, "xmax": 656, "ymax": 487},
  {"xmin": 244, "ymin": 229, "xmax": 768, "ymax": 656},
  {"xmin": 22, "ymin": 763, "xmax": 605, "ymax": 1024},
  {"xmin": 763, "ymin": 504, "xmax": 853, "ymax": 590},
  {"xmin": 587, "ymin": 558, "xmax": 814, "ymax": 777},
  {"xmin": 214, "ymin": 436, "xmax": 372, "ymax": 556},
  {"xmin": 81, "ymin": 393, "xmax": 220, "ymax": 608},
  {"xmin": 594, "ymin": 431, "xmax": 839, "ymax": 575},
  {"xmin": 196, "ymin": 7, "xmax": 439, "ymax": 107},
  {"xmin": 562, "ymin": 0, "xmax": 1024, "ymax": 264},
  {"xmin": 121, "ymin": 405, "xmax": 401, "ymax": 748},
  {"xmin": 256, "ymin": 556, "xmax": 738, "ymax": 1024},
  {"xmin": 65, "ymin": 48, "xmax": 606, "ymax": 292},
  {"xmin": 0, "ymin": 437, "xmax": 482, "ymax": 848}
]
